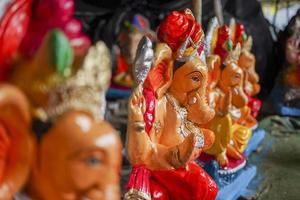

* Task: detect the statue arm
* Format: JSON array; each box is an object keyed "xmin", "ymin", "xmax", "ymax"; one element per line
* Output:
[
  {"xmin": 126, "ymin": 86, "xmax": 195, "ymax": 169},
  {"xmin": 217, "ymin": 89, "xmax": 232, "ymax": 116},
  {"xmin": 127, "ymin": 123, "xmax": 195, "ymax": 169}
]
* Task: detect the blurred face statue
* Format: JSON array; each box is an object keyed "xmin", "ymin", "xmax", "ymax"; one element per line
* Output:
[{"xmin": 27, "ymin": 111, "xmax": 122, "ymax": 200}]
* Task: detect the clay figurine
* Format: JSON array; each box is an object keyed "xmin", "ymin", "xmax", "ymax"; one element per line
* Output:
[
  {"xmin": 125, "ymin": 9, "xmax": 218, "ymax": 200},
  {"xmin": 199, "ymin": 17, "xmax": 252, "ymax": 169},
  {"xmin": 10, "ymin": 30, "xmax": 122, "ymax": 200},
  {"xmin": 230, "ymin": 19, "xmax": 262, "ymax": 118},
  {"xmin": 112, "ymin": 14, "xmax": 155, "ymax": 88}
]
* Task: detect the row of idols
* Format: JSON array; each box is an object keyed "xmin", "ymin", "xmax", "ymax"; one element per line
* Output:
[{"xmin": 0, "ymin": 1, "xmax": 262, "ymax": 199}]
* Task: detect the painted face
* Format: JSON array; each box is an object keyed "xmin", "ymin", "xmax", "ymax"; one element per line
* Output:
[
  {"xmin": 220, "ymin": 63, "xmax": 248, "ymax": 108},
  {"xmin": 28, "ymin": 111, "xmax": 122, "ymax": 200},
  {"xmin": 221, "ymin": 62, "xmax": 243, "ymax": 87},
  {"xmin": 169, "ymin": 58, "xmax": 215, "ymax": 125}
]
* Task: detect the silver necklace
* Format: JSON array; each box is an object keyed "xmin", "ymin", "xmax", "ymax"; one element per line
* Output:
[{"xmin": 166, "ymin": 93, "xmax": 204, "ymax": 149}]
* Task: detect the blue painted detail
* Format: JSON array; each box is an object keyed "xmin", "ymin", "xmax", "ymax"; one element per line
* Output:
[
  {"xmin": 274, "ymin": 102, "xmax": 300, "ymax": 117},
  {"xmin": 244, "ymin": 129, "xmax": 266, "ymax": 157},
  {"xmin": 216, "ymin": 164, "xmax": 257, "ymax": 200},
  {"xmin": 203, "ymin": 160, "xmax": 222, "ymax": 186},
  {"xmin": 203, "ymin": 161, "xmax": 249, "ymax": 189},
  {"xmin": 107, "ymin": 88, "xmax": 132, "ymax": 99}
]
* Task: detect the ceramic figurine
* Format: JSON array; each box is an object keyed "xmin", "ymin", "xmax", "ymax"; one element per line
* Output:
[
  {"xmin": 230, "ymin": 19, "xmax": 262, "ymax": 118},
  {"xmin": 0, "ymin": 85, "xmax": 33, "ymax": 200},
  {"xmin": 125, "ymin": 9, "xmax": 218, "ymax": 200},
  {"xmin": 112, "ymin": 14, "xmax": 155, "ymax": 88},
  {"xmin": 199, "ymin": 17, "xmax": 252, "ymax": 169},
  {"xmin": 10, "ymin": 30, "xmax": 122, "ymax": 200},
  {"xmin": 0, "ymin": 0, "xmax": 32, "ymax": 80},
  {"xmin": 198, "ymin": 2, "xmax": 259, "ymax": 198}
]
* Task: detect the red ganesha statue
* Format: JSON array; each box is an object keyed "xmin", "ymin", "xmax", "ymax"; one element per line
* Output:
[{"xmin": 125, "ymin": 9, "xmax": 218, "ymax": 200}]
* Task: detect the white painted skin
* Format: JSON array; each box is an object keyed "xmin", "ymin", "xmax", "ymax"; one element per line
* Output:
[
  {"xmin": 95, "ymin": 134, "xmax": 117, "ymax": 148},
  {"xmin": 75, "ymin": 116, "xmax": 92, "ymax": 133}
]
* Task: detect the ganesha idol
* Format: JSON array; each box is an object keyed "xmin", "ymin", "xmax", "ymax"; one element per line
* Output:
[
  {"xmin": 207, "ymin": 20, "xmax": 257, "ymax": 131},
  {"xmin": 112, "ymin": 14, "xmax": 155, "ymax": 89},
  {"xmin": 230, "ymin": 20, "xmax": 262, "ymax": 118},
  {"xmin": 197, "ymin": 18, "xmax": 253, "ymax": 183},
  {"xmin": 7, "ymin": 29, "xmax": 122, "ymax": 200},
  {"xmin": 125, "ymin": 10, "xmax": 218, "ymax": 200}
]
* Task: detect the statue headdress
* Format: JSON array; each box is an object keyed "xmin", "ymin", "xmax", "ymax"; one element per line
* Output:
[
  {"xmin": 229, "ymin": 18, "xmax": 252, "ymax": 52},
  {"xmin": 44, "ymin": 41, "xmax": 111, "ymax": 121},
  {"xmin": 22, "ymin": 29, "xmax": 112, "ymax": 122},
  {"xmin": 207, "ymin": 20, "xmax": 233, "ymax": 62},
  {"xmin": 205, "ymin": 17, "xmax": 219, "ymax": 56},
  {"xmin": 224, "ymin": 43, "xmax": 241, "ymax": 65},
  {"xmin": 157, "ymin": 9, "xmax": 206, "ymax": 64}
]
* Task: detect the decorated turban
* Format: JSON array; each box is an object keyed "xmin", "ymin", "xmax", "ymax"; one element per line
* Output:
[{"xmin": 157, "ymin": 9, "xmax": 204, "ymax": 55}]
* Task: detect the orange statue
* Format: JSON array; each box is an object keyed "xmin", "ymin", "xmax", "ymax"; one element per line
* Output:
[
  {"xmin": 230, "ymin": 19, "xmax": 262, "ymax": 118},
  {"xmin": 0, "ymin": 84, "xmax": 33, "ymax": 200},
  {"xmin": 201, "ymin": 18, "xmax": 252, "ymax": 167},
  {"xmin": 125, "ymin": 10, "xmax": 218, "ymax": 200},
  {"xmin": 9, "ymin": 30, "xmax": 122, "ymax": 199}
]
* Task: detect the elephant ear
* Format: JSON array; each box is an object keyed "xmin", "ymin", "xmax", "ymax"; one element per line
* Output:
[
  {"xmin": 0, "ymin": 84, "xmax": 31, "ymax": 125},
  {"xmin": 0, "ymin": 84, "xmax": 33, "ymax": 197},
  {"xmin": 144, "ymin": 43, "xmax": 173, "ymax": 99}
]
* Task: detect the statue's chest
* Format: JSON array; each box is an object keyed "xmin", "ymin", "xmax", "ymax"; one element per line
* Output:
[
  {"xmin": 158, "ymin": 103, "xmax": 185, "ymax": 146},
  {"xmin": 158, "ymin": 94, "xmax": 204, "ymax": 149}
]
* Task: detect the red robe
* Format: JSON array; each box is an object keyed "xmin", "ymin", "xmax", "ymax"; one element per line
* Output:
[{"xmin": 126, "ymin": 162, "xmax": 218, "ymax": 200}]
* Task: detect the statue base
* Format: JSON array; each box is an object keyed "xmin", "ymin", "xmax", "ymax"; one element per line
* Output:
[
  {"xmin": 216, "ymin": 164, "xmax": 257, "ymax": 200},
  {"xmin": 197, "ymin": 128, "xmax": 265, "ymax": 200},
  {"xmin": 244, "ymin": 128, "xmax": 265, "ymax": 157},
  {"xmin": 196, "ymin": 157, "xmax": 256, "ymax": 200}
]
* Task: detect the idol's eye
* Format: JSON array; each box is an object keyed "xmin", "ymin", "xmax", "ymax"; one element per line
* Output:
[
  {"xmin": 85, "ymin": 157, "xmax": 102, "ymax": 166},
  {"xmin": 191, "ymin": 76, "xmax": 200, "ymax": 82},
  {"xmin": 234, "ymin": 73, "xmax": 241, "ymax": 79}
]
